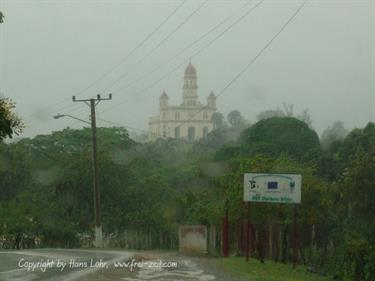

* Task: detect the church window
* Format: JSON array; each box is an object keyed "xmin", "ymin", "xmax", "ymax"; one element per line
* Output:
[
  {"xmin": 203, "ymin": 112, "xmax": 208, "ymax": 119},
  {"xmin": 175, "ymin": 111, "xmax": 180, "ymax": 120}
]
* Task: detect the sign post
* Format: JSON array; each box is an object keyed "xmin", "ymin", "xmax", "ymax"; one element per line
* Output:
[
  {"xmin": 293, "ymin": 204, "xmax": 298, "ymax": 268},
  {"xmin": 222, "ymin": 199, "xmax": 229, "ymax": 257},
  {"xmin": 243, "ymin": 173, "xmax": 301, "ymax": 264},
  {"xmin": 245, "ymin": 202, "xmax": 250, "ymax": 262}
]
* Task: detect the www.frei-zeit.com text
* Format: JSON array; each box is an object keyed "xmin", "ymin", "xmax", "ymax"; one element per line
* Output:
[{"xmin": 18, "ymin": 258, "xmax": 178, "ymax": 272}]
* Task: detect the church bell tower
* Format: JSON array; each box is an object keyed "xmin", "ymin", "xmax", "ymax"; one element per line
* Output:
[{"xmin": 182, "ymin": 62, "xmax": 198, "ymax": 106}]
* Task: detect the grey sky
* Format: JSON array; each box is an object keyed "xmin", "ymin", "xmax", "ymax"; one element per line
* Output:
[{"xmin": 0, "ymin": 0, "xmax": 374, "ymax": 138}]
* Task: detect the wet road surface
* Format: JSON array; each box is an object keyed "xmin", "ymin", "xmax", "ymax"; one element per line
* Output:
[
  {"xmin": 0, "ymin": 250, "xmax": 247, "ymax": 281},
  {"xmin": 78, "ymin": 252, "xmax": 248, "ymax": 281},
  {"xmin": 0, "ymin": 249, "xmax": 133, "ymax": 281}
]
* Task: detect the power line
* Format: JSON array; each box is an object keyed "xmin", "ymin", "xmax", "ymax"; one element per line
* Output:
[
  {"xmin": 98, "ymin": 117, "xmax": 148, "ymax": 133},
  {"xmin": 163, "ymin": 0, "xmax": 309, "ymax": 136},
  {"xmin": 24, "ymin": 103, "xmax": 87, "ymax": 132},
  {"xmin": 23, "ymin": 1, "xmax": 186, "ymax": 130},
  {"xmin": 70, "ymin": 0, "xmax": 258, "ymax": 117},
  {"xmin": 216, "ymin": 0, "xmax": 309, "ymax": 99},
  {"xmin": 99, "ymin": 0, "xmax": 264, "ymax": 115},
  {"xmin": 100, "ymin": 0, "xmax": 209, "ymax": 93},
  {"xmin": 73, "ymin": 0, "xmax": 187, "ymax": 97},
  {"xmin": 26, "ymin": 0, "xmax": 255, "ymax": 131},
  {"xmin": 31, "ymin": 0, "xmax": 308, "ymax": 141},
  {"xmin": 109, "ymin": 0, "xmax": 254, "ymax": 93}
]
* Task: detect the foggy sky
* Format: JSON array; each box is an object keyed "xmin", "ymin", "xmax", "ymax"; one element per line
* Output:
[{"xmin": 0, "ymin": 0, "xmax": 374, "ymax": 139}]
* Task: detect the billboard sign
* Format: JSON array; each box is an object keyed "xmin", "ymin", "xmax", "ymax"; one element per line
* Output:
[{"xmin": 244, "ymin": 173, "xmax": 301, "ymax": 204}]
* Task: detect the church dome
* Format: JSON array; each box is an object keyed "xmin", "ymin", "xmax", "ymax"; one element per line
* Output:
[
  {"xmin": 160, "ymin": 90, "xmax": 168, "ymax": 99},
  {"xmin": 184, "ymin": 63, "xmax": 197, "ymax": 78},
  {"xmin": 208, "ymin": 91, "xmax": 216, "ymax": 99}
]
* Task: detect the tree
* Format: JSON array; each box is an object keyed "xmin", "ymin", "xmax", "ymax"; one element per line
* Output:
[
  {"xmin": 256, "ymin": 108, "xmax": 285, "ymax": 121},
  {"xmin": 0, "ymin": 142, "xmax": 31, "ymax": 201},
  {"xmin": 0, "ymin": 98, "xmax": 24, "ymax": 141},
  {"xmin": 227, "ymin": 110, "xmax": 244, "ymax": 128},
  {"xmin": 200, "ymin": 128, "xmax": 238, "ymax": 149},
  {"xmin": 200, "ymin": 110, "xmax": 249, "ymax": 149},
  {"xmin": 211, "ymin": 112, "xmax": 225, "ymax": 129},
  {"xmin": 257, "ymin": 103, "xmax": 313, "ymax": 128},
  {"xmin": 0, "ymin": 11, "xmax": 3, "ymax": 23},
  {"xmin": 218, "ymin": 154, "xmax": 332, "ymax": 263},
  {"xmin": 297, "ymin": 109, "xmax": 313, "ymax": 128},
  {"xmin": 321, "ymin": 121, "xmax": 349, "ymax": 150},
  {"xmin": 282, "ymin": 102, "xmax": 294, "ymax": 117},
  {"xmin": 219, "ymin": 117, "xmax": 321, "ymax": 162},
  {"xmin": 329, "ymin": 123, "xmax": 375, "ymax": 280}
]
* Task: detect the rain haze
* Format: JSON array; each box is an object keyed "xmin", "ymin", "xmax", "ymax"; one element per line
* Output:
[
  {"xmin": 0, "ymin": 0, "xmax": 374, "ymax": 138},
  {"xmin": 1, "ymin": 2, "xmax": 375, "ymax": 280}
]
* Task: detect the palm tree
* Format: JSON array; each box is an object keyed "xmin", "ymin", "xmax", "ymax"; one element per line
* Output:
[{"xmin": 227, "ymin": 110, "xmax": 244, "ymax": 128}]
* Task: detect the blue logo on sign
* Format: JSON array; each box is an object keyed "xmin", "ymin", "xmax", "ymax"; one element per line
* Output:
[{"xmin": 268, "ymin": 181, "xmax": 278, "ymax": 190}]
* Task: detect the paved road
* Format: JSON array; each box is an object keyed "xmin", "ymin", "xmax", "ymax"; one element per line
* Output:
[
  {"xmin": 0, "ymin": 250, "xmax": 246, "ymax": 281},
  {"xmin": 77, "ymin": 252, "xmax": 247, "ymax": 281},
  {"xmin": 0, "ymin": 249, "xmax": 133, "ymax": 281}
]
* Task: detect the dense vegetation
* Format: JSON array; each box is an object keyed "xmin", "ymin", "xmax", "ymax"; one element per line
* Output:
[
  {"xmin": 0, "ymin": 111, "xmax": 374, "ymax": 280},
  {"xmin": 218, "ymin": 257, "xmax": 330, "ymax": 281}
]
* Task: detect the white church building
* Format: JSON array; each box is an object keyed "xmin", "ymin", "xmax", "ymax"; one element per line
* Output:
[{"xmin": 149, "ymin": 63, "xmax": 217, "ymax": 141}]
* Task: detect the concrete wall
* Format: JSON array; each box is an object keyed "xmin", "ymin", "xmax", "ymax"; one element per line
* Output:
[{"xmin": 179, "ymin": 225, "xmax": 207, "ymax": 253}]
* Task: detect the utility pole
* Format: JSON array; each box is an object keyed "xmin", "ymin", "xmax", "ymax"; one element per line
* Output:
[{"xmin": 72, "ymin": 94, "xmax": 112, "ymax": 248}]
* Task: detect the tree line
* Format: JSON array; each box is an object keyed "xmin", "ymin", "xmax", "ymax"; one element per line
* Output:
[{"xmin": 0, "ymin": 96, "xmax": 374, "ymax": 280}]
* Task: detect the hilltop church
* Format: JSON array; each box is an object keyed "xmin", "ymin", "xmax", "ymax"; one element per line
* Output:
[{"xmin": 149, "ymin": 63, "xmax": 217, "ymax": 141}]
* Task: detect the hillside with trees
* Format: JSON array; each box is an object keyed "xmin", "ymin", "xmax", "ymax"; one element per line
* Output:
[{"xmin": 0, "ymin": 111, "xmax": 374, "ymax": 280}]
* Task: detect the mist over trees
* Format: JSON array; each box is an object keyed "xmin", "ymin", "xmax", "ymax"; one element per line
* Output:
[
  {"xmin": 216, "ymin": 117, "xmax": 320, "ymax": 162},
  {"xmin": 0, "ymin": 101, "xmax": 374, "ymax": 280},
  {"xmin": 320, "ymin": 121, "xmax": 349, "ymax": 150},
  {"xmin": 257, "ymin": 102, "xmax": 313, "ymax": 128},
  {"xmin": 201, "ymin": 110, "xmax": 250, "ymax": 149},
  {"xmin": 227, "ymin": 110, "xmax": 246, "ymax": 128},
  {"xmin": 211, "ymin": 112, "xmax": 225, "ymax": 130}
]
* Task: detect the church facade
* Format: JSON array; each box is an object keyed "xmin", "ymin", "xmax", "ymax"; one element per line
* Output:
[{"xmin": 149, "ymin": 63, "xmax": 216, "ymax": 141}]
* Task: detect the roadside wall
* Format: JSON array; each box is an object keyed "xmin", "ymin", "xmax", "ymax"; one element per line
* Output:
[{"xmin": 179, "ymin": 225, "xmax": 207, "ymax": 253}]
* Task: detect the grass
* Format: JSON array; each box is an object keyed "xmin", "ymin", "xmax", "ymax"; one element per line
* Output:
[{"xmin": 216, "ymin": 257, "xmax": 331, "ymax": 281}]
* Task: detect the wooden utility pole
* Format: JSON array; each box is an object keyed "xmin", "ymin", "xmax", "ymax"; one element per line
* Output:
[{"xmin": 73, "ymin": 94, "xmax": 112, "ymax": 248}]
